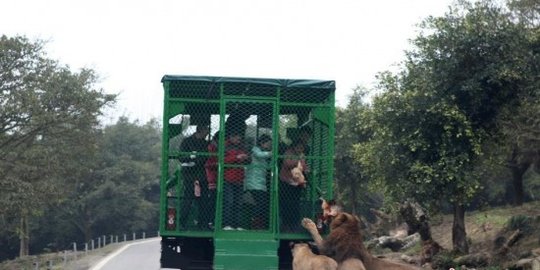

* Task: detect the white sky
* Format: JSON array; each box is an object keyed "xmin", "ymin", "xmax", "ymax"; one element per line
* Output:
[{"xmin": 1, "ymin": 0, "xmax": 454, "ymax": 123}]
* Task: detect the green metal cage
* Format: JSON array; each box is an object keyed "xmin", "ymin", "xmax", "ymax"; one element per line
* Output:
[{"xmin": 159, "ymin": 75, "xmax": 336, "ymax": 270}]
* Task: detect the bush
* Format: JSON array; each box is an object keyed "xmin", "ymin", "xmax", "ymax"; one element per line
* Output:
[{"xmin": 506, "ymin": 215, "xmax": 532, "ymax": 234}]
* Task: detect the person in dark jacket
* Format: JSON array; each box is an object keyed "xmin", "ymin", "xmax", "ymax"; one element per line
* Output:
[
  {"xmin": 222, "ymin": 130, "xmax": 249, "ymax": 230},
  {"xmin": 178, "ymin": 125, "xmax": 209, "ymax": 230},
  {"xmin": 204, "ymin": 131, "xmax": 220, "ymax": 229}
]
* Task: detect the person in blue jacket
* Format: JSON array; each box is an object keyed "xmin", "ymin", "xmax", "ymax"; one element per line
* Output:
[{"xmin": 244, "ymin": 134, "xmax": 272, "ymax": 230}]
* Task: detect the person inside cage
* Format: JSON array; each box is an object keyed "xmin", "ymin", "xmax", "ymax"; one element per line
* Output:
[
  {"xmin": 204, "ymin": 130, "xmax": 220, "ymax": 230},
  {"xmin": 244, "ymin": 134, "xmax": 272, "ymax": 230},
  {"xmin": 178, "ymin": 125, "xmax": 209, "ymax": 230},
  {"xmin": 297, "ymin": 126, "xmax": 312, "ymax": 155},
  {"xmin": 279, "ymin": 139, "xmax": 309, "ymax": 232},
  {"xmin": 222, "ymin": 129, "xmax": 250, "ymax": 230}
]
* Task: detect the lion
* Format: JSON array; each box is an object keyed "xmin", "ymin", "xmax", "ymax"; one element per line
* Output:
[
  {"xmin": 301, "ymin": 200, "xmax": 422, "ymax": 270},
  {"xmin": 291, "ymin": 243, "xmax": 338, "ymax": 270},
  {"xmin": 337, "ymin": 258, "xmax": 367, "ymax": 270}
]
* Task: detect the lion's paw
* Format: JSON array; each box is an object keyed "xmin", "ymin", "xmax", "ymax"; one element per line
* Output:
[{"xmin": 301, "ymin": 218, "xmax": 317, "ymax": 230}]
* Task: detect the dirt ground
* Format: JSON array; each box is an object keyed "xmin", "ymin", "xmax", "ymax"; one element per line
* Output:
[
  {"xmin": 430, "ymin": 201, "xmax": 540, "ymax": 252},
  {"xmin": 428, "ymin": 200, "xmax": 540, "ymax": 268}
]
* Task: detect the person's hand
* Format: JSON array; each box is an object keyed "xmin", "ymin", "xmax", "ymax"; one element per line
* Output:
[
  {"xmin": 181, "ymin": 161, "xmax": 195, "ymax": 167},
  {"xmin": 237, "ymin": 153, "xmax": 248, "ymax": 160}
]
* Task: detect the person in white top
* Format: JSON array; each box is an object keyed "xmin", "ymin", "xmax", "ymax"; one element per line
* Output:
[{"xmin": 244, "ymin": 135, "xmax": 272, "ymax": 229}]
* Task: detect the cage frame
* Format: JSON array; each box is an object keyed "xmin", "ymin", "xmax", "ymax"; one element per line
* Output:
[{"xmin": 159, "ymin": 75, "xmax": 336, "ymax": 269}]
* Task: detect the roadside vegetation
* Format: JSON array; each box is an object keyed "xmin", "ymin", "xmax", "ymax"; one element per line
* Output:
[
  {"xmin": 1, "ymin": 0, "xmax": 538, "ymax": 268},
  {"xmin": 0, "ymin": 242, "xmax": 124, "ymax": 270}
]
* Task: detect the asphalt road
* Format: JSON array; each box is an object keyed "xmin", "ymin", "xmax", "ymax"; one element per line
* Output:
[{"xmin": 90, "ymin": 238, "xmax": 173, "ymax": 270}]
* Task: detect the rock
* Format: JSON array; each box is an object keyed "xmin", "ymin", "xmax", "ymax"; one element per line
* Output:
[
  {"xmin": 400, "ymin": 254, "xmax": 416, "ymax": 264},
  {"xmin": 367, "ymin": 232, "xmax": 421, "ymax": 252},
  {"xmin": 514, "ymin": 258, "xmax": 535, "ymax": 269},
  {"xmin": 532, "ymin": 257, "xmax": 540, "ymax": 270}
]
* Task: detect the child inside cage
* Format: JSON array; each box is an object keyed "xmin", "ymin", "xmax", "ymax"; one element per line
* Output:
[
  {"xmin": 222, "ymin": 130, "xmax": 250, "ymax": 230},
  {"xmin": 279, "ymin": 139, "xmax": 309, "ymax": 232},
  {"xmin": 244, "ymin": 134, "xmax": 272, "ymax": 230}
]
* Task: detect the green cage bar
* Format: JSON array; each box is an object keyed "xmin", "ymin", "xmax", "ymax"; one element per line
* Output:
[{"xmin": 159, "ymin": 75, "xmax": 336, "ymax": 270}]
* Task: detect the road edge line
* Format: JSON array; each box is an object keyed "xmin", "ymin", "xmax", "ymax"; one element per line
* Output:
[{"xmin": 89, "ymin": 237, "xmax": 160, "ymax": 270}]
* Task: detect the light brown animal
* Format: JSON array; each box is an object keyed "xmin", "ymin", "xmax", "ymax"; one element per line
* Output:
[
  {"xmin": 292, "ymin": 243, "xmax": 338, "ymax": 270},
  {"xmin": 302, "ymin": 200, "xmax": 422, "ymax": 270},
  {"xmin": 337, "ymin": 258, "xmax": 367, "ymax": 270}
]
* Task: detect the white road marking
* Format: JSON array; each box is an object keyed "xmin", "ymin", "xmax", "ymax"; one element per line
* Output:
[{"xmin": 89, "ymin": 238, "xmax": 161, "ymax": 270}]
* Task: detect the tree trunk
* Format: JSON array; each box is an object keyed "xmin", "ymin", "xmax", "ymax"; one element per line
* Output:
[
  {"xmin": 452, "ymin": 202, "xmax": 469, "ymax": 254},
  {"xmin": 512, "ymin": 167, "xmax": 524, "ymax": 206},
  {"xmin": 84, "ymin": 220, "xmax": 92, "ymax": 243},
  {"xmin": 19, "ymin": 215, "xmax": 30, "ymax": 257},
  {"xmin": 508, "ymin": 145, "xmax": 533, "ymax": 206},
  {"xmin": 511, "ymin": 165, "xmax": 527, "ymax": 206}
]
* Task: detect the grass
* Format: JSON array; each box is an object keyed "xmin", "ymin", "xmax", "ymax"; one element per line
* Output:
[
  {"xmin": 429, "ymin": 200, "xmax": 540, "ymax": 269},
  {"xmin": 431, "ymin": 200, "xmax": 540, "ymax": 253}
]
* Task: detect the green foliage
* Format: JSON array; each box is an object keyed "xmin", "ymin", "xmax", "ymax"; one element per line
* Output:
[
  {"xmin": 62, "ymin": 118, "xmax": 161, "ymax": 240},
  {"xmin": 18, "ymin": 117, "xmax": 162, "ymax": 256},
  {"xmin": 507, "ymin": 0, "xmax": 540, "ymax": 26},
  {"xmin": 524, "ymin": 170, "xmax": 540, "ymax": 200},
  {"xmin": 356, "ymin": 81, "xmax": 483, "ymax": 207},
  {"xmin": 473, "ymin": 212, "xmax": 508, "ymax": 229},
  {"xmin": 356, "ymin": 0, "xmax": 538, "ymax": 208},
  {"xmin": 334, "ymin": 87, "xmax": 382, "ymax": 217},
  {"xmin": 432, "ymin": 250, "xmax": 457, "ymax": 269},
  {"xmin": 506, "ymin": 215, "xmax": 533, "ymax": 233},
  {"xmin": 0, "ymin": 34, "xmax": 116, "ymax": 257},
  {"xmin": 0, "ymin": 36, "xmax": 161, "ymax": 259},
  {"xmin": 353, "ymin": 0, "xmax": 538, "ymax": 252}
]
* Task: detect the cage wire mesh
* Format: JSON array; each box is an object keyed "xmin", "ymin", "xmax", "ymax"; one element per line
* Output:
[{"xmin": 163, "ymin": 77, "xmax": 334, "ymax": 235}]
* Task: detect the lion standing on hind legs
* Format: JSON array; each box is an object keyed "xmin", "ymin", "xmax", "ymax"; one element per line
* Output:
[{"xmin": 301, "ymin": 200, "xmax": 422, "ymax": 270}]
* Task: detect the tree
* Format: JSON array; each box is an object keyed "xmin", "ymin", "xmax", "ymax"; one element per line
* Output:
[
  {"xmin": 508, "ymin": 0, "xmax": 540, "ymax": 26},
  {"xmin": 334, "ymin": 87, "xmax": 382, "ymax": 217},
  {"xmin": 356, "ymin": 0, "xmax": 536, "ymax": 254},
  {"xmin": 19, "ymin": 118, "xmax": 162, "ymax": 256},
  {"xmin": 93, "ymin": 118, "xmax": 161, "ymax": 235},
  {"xmin": 498, "ymin": 0, "xmax": 540, "ymax": 205},
  {"xmin": 57, "ymin": 117, "xmax": 161, "ymax": 244},
  {"xmin": 0, "ymin": 35, "xmax": 115, "ymax": 256},
  {"xmin": 357, "ymin": 73, "xmax": 483, "ymax": 254}
]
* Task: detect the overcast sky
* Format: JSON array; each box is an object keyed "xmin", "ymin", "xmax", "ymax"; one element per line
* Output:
[{"xmin": 2, "ymin": 0, "xmax": 454, "ymax": 123}]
